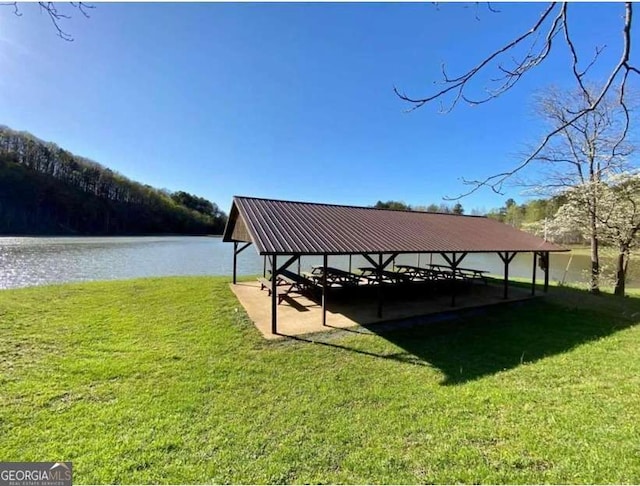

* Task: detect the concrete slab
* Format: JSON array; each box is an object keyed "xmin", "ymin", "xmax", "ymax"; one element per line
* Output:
[{"xmin": 231, "ymin": 280, "xmax": 536, "ymax": 340}]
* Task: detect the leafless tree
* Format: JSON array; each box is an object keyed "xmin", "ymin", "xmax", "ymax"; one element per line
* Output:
[
  {"xmin": 527, "ymin": 86, "xmax": 636, "ymax": 294},
  {"xmin": 395, "ymin": 3, "xmax": 640, "ymax": 199},
  {"xmin": 1, "ymin": 2, "xmax": 93, "ymax": 41}
]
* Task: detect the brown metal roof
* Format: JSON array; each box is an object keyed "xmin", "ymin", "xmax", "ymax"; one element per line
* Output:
[{"xmin": 222, "ymin": 196, "xmax": 567, "ymax": 255}]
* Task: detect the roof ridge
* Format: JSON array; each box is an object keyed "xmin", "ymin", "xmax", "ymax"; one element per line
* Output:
[{"xmin": 232, "ymin": 195, "xmax": 487, "ymax": 219}]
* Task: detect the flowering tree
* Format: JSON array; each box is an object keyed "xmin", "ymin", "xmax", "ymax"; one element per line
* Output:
[{"xmin": 552, "ymin": 172, "xmax": 640, "ymax": 296}]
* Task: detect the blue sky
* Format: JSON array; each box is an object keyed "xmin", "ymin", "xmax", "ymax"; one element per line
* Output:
[{"xmin": 0, "ymin": 2, "xmax": 632, "ymax": 213}]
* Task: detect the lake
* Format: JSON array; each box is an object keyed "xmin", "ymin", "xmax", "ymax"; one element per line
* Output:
[{"xmin": 0, "ymin": 236, "xmax": 634, "ymax": 290}]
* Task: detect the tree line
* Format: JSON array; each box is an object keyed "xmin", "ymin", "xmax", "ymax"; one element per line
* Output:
[
  {"xmin": 485, "ymin": 197, "xmax": 567, "ymax": 235},
  {"xmin": 0, "ymin": 125, "xmax": 227, "ymax": 235},
  {"xmin": 374, "ymin": 200, "xmax": 465, "ymax": 215}
]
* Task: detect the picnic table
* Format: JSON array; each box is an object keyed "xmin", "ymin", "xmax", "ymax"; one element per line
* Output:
[
  {"xmin": 395, "ymin": 264, "xmax": 442, "ymax": 281},
  {"xmin": 423, "ymin": 263, "xmax": 457, "ymax": 279},
  {"xmin": 258, "ymin": 270, "xmax": 315, "ymax": 304},
  {"xmin": 258, "ymin": 274, "xmax": 285, "ymax": 291},
  {"xmin": 454, "ymin": 267, "xmax": 489, "ymax": 284},
  {"xmin": 396, "ymin": 264, "xmax": 488, "ymax": 284},
  {"xmin": 358, "ymin": 267, "xmax": 412, "ymax": 285},
  {"xmin": 427, "ymin": 264, "xmax": 488, "ymax": 283},
  {"xmin": 306, "ymin": 266, "xmax": 361, "ymax": 287}
]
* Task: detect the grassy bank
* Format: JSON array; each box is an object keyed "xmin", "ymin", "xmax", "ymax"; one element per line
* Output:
[{"xmin": 1, "ymin": 277, "xmax": 639, "ymax": 483}]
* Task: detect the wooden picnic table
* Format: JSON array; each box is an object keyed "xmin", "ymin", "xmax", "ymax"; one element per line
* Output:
[
  {"xmin": 397, "ymin": 264, "xmax": 455, "ymax": 280},
  {"xmin": 309, "ymin": 266, "xmax": 361, "ymax": 286},
  {"xmin": 259, "ymin": 270, "xmax": 316, "ymax": 304},
  {"xmin": 358, "ymin": 267, "xmax": 412, "ymax": 285},
  {"xmin": 258, "ymin": 274, "xmax": 285, "ymax": 291},
  {"xmin": 427, "ymin": 264, "xmax": 488, "ymax": 283},
  {"xmin": 396, "ymin": 263, "xmax": 489, "ymax": 283},
  {"xmin": 454, "ymin": 267, "xmax": 489, "ymax": 284},
  {"xmin": 395, "ymin": 264, "xmax": 442, "ymax": 281}
]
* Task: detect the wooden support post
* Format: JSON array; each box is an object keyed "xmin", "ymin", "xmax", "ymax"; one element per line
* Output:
[
  {"xmin": 502, "ymin": 252, "xmax": 509, "ymax": 299},
  {"xmin": 544, "ymin": 252, "xmax": 550, "ymax": 293},
  {"xmin": 322, "ymin": 254, "xmax": 328, "ymax": 326},
  {"xmin": 451, "ymin": 252, "xmax": 457, "ymax": 307},
  {"xmin": 441, "ymin": 252, "xmax": 467, "ymax": 307},
  {"xmin": 232, "ymin": 242, "xmax": 251, "ymax": 284},
  {"xmin": 377, "ymin": 253, "xmax": 383, "ymax": 318},
  {"xmin": 361, "ymin": 252, "xmax": 397, "ymax": 319},
  {"xmin": 262, "ymin": 256, "xmax": 267, "ymax": 278},
  {"xmin": 498, "ymin": 252, "xmax": 517, "ymax": 299},
  {"xmin": 505, "ymin": 258, "xmax": 509, "ymax": 299},
  {"xmin": 531, "ymin": 252, "xmax": 537, "ymax": 296},
  {"xmin": 349, "ymin": 254, "xmax": 352, "ymax": 274},
  {"xmin": 271, "ymin": 255, "xmax": 277, "ymax": 335},
  {"xmin": 277, "ymin": 255, "xmax": 300, "ymax": 274},
  {"xmin": 232, "ymin": 242, "xmax": 238, "ymax": 284}
]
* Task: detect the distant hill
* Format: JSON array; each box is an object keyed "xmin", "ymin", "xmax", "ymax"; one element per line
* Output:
[{"xmin": 0, "ymin": 125, "xmax": 227, "ymax": 235}]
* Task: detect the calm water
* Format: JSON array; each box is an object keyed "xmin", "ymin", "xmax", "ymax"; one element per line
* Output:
[
  {"xmin": 0, "ymin": 236, "xmax": 632, "ymax": 290},
  {"xmin": 0, "ymin": 236, "xmax": 257, "ymax": 289}
]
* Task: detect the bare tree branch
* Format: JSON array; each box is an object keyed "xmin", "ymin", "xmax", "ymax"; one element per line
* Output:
[
  {"xmin": 393, "ymin": 3, "xmax": 559, "ymax": 113},
  {"xmin": 398, "ymin": 2, "xmax": 640, "ymax": 199},
  {"xmin": 486, "ymin": 3, "xmax": 501, "ymax": 14},
  {"xmin": 2, "ymin": 2, "xmax": 93, "ymax": 41},
  {"xmin": 0, "ymin": 2, "xmax": 20, "ymax": 16}
]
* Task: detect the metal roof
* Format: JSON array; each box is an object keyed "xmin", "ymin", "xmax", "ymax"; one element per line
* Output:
[{"xmin": 222, "ymin": 196, "xmax": 567, "ymax": 255}]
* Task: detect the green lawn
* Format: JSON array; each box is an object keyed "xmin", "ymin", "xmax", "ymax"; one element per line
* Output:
[{"xmin": 1, "ymin": 277, "xmax": 639, "ymax": 484}]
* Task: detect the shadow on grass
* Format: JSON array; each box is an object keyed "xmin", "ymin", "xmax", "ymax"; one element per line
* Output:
[{"xmin": 288, "ymin": 286, "xmax": 640, "ymax": 385}]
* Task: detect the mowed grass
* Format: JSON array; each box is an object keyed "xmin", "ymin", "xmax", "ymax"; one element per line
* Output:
[{"xmin": 1, "ymin": 277, "xmax": 639, "ymax": 484}]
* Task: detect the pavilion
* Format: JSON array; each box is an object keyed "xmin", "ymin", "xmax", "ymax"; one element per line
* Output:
[{"xmin": 223, "ymin": 196, "xmax": 567, "ymax": 335}]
